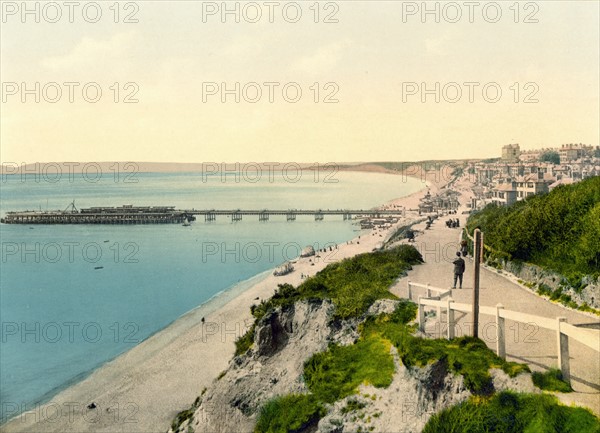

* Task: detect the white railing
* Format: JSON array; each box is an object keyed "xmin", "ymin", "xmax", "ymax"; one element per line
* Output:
[
  {"xmin": 407, "ymin": 280, "xmax": 452, "ymax": 321},
  {"xmin": 406, "ymin": 280, "xmax": 600, "ymax": 384}
]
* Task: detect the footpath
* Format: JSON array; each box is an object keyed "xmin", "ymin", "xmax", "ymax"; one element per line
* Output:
[{"xmin": 391, "ymin": 205, "xmax": 600, "ymax": 416}]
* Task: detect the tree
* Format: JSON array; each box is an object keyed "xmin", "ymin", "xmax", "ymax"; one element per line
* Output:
[
  {"xmin": 594, "ymin": 147, "xmax": 600, "ymax": 158},
  {"xmin": 577, "ymin": 203, "xmax": 600, "ymax": 271},
  {"xmin": 540, "ymin": 151, "xmax": 560, "ymax": 165},
  {"xmin": 466, "ymin": 177, "xmax": 600, "ymax": 279}
]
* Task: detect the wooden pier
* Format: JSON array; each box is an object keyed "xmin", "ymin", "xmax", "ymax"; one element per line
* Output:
[
  {"xmin": 1, "ymin": 206, "xmax": 196, "ymax": 225},
  {"xmin": 192, "ymin": 209, "xmax": 404, "ymax": 222},
  {"xmin": 1, "ymin": 205, "xmax": 406, "ymax": 225}
]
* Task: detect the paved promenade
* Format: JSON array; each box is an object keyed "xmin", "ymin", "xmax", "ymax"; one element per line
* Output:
[{"xmin": 391, "ymin": 205, "xmax": 600, "ymax": 415}]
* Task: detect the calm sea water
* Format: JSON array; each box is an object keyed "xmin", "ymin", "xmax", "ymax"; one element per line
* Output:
[{"xmin": 0, "ymin": 170, "xmax": 423, "ymax": 421}]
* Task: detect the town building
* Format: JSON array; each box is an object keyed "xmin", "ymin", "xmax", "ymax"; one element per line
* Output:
[
  {"xmin": 491, "ymin": 183, "xmax": 518, "ymax": 206},
  {"xmin": 501, "ymin": 143, "xmax": 520, "ymax": 162},
  {"xmin": 467, "ymin": 143, "xmax": 598, "ymax": 209},
  {"xmin": 559, "ymin": 143, "xmax": 594, "ymax": 162}
]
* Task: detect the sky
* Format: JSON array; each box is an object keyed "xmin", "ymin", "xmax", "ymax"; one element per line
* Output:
[{"xmin": 1, "ymin": 1, "xmax": 599, "ymax": 164}]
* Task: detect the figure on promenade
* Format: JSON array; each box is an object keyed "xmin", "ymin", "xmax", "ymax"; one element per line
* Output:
[
  {"xmin": 452, "ymin": 251, "xmax": 465, "ymax": 289},
  {"xmin": 460, "ymin": 240, "xmax": 468, "ymax": 257}
]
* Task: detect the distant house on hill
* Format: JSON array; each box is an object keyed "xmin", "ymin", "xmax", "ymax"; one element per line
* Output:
[
  {"xmin": 514, "ymin": 173, "xmax": 550, "ymax": 199},
  {"xmin": 491, "ymin": 183, "xmax": 518, "ymax": 206},
  {"xmin": 549, "ymin": 178, "xmax": 575, "ymax": 191},
  {"xmin": 491, "ymin": 172, "xmax": 551, "ymax": 206},
  {"xmin": 559, "ymin": 143, "xmax": 594, "ymax": 162},
  {"xmin": 501, "ymin": 143, "xmax": 521, "ymax": 162}
]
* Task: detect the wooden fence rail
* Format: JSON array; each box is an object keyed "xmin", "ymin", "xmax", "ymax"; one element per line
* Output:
[{"xmin": 406, "ymin": 280, "xmax": 600, "ymax": 384}]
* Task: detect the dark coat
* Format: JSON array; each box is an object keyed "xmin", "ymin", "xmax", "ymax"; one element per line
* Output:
[{"xmin": 453, "ymin": 257, "xmax": 465, "ymax": 274}]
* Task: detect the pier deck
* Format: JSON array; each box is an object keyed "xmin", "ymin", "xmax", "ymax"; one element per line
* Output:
[{"xmin": 1, "ymin": 206, "xmax": 406, "ymax": 225}]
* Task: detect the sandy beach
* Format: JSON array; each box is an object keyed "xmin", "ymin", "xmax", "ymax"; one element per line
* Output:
[{"xmin": 2, "ymin": 171, "xmax": 442, "ymax": 433}]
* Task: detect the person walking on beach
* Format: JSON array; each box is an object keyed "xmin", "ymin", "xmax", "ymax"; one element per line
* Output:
[{"xmin": 452, "ymin": 252, "xmax": 465, "ymax": 289}]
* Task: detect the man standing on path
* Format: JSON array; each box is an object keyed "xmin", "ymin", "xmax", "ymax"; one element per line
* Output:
[{"xmin": 452, "ymin": 251, "xmax": 465, "ymax": 289}]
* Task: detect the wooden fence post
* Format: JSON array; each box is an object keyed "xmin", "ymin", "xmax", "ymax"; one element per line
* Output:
[
  {"xmin": 496, "ymin": 304, "xmax": 505, "ymax": 359},
  {"xmin": 480, "ymin": 231, "xmax": 485, "ymax": 262},
  {"xmin": 418, "ymin": 296, "xmax": 425, "ymax": 332},
  {"xmin": 472, "ymin": 229, "xmax": 482, "ymax": 338},
  {"xmin": 557, "ymin": 317, "xmax": 571, "ymax": 384},
  {"xmin": 447, "ymin": 297, "xmax": 455, "ymax": 339}
]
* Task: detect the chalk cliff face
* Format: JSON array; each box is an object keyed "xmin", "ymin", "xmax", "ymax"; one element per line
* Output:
[
  {"xmin": 502, "ymin": 260, "xmax": 600, "ymax": 309},
  {"xmin": 170, "ymin": 299, "xmax": 347, "ymax": 433},
  {"xmin": 169, "ymin": 299, "xmax": 537, "ymax": 433}
]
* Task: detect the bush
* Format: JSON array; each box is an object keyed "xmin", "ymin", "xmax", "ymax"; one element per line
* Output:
[
  {"xmin": 532, "ymin": 368, "xmax": 573, "ymax": 393},
  {"xmin": 398, "ymin": 336, "xmax": 529, "ymax": 395},
  {"xmin": 537, "ymin": 283, "xmax": 553, "ymax": 297},
  {"xmin": 467, "ymin": 177, "xmax": 600, "ymax": 287},
  {"xmin": 303, "ymin": 334, "xmax": 395, "ymax": 403},
  {"xmin": 171, "ymin": 408, "xmax": 195, "ymax": 432},
  {"xmin": 255, "ymin": 245, "xmax": 422, "ymax": 322},
  {"xmin": 362, "ymin": 304, "xmax": 530, "ymax": 395},
  {"xmin": 234, "ymin": 324, "xmax": 256, "ymax": 356},
  {"xmin": 341, "ymin": 398, "xmax": 367, "ymax": 414},
  {"xmin": 254, "ymin": 394, "xmax": 326, "ymax": 433},
  {"xmin": 540, "ymin": 151, "xmax": 560, "ymax": 165},
  {"xmin": 235, "ymin": 245, "xmax": 423, "ymax": 356},
  {"xmin": 423, "ymin": 391, "xmax": 600, "ymax": 433}
]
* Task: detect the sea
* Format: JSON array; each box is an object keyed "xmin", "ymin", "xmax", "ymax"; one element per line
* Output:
[{"xmin": 0, "ymin": 169, "xmax": 424, "ymax": 422}]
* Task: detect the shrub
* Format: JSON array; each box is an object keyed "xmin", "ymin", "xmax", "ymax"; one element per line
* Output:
[
  {"xmin": 532, "ymin": 368, "xmax": 573, "ymax": 393},
  {"xmin": 254, "ymin": 394, "xmax": 326, "ymax": 433},
  {"xmin": 423, "ymin": 391, "xmax": 600, "ymax": 433},
  {"xmin": 341, "ymin": 398, "xmax": 367, "ymax": 414},
  {"xmin": 537, "ymin": 283, "xmax": 553, "ymax": 297},
  {"xmin": 235, "ymin": 245, "xmax": 423, "ymax": 355},
  {"xmin": 466, "ymin": 177, "xmax": 600, "ymax": 283},
  {"xmin": 171, "ymin": 408, "xmax": 195, "ymax": 432},
  {"xmin": 234, "ymin": 324, "xmax": 256, "ymax": 356},
  {"xmin": 303, "ymin": 334, "xmax": 395, "ymax": 403},
  {"xmin": 363, "ymin": 304, "xmax": 530, "ymax": 395}
]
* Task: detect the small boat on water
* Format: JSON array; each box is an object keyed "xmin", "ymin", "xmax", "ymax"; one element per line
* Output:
[
  {"xmin": 273, "ymin": 262, "xmax": 294, "ymax": 276},
  {"xmin": 182, "ymin": 218, "xmax": 191, "ymax": 227},
  {"xmin": 94, "ymin": 266, "xmax": 104, "ymax": 270}
]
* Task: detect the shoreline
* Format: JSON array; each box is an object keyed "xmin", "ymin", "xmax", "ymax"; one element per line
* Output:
[{"xmin": 2, "ymin": 175, "xmax": 439, "ymax": 433}]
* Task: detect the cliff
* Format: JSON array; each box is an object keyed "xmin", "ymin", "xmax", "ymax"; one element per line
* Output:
[{"xmin": 168, "ymin": 299, "xmax": 538, "ymax": 433}]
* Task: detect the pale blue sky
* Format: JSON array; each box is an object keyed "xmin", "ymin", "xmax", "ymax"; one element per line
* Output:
[{"xmin": 1, "ymin": 1, "xmax": 598, "ymax": 163}]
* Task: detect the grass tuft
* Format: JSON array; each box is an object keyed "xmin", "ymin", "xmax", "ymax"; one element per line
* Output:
[
  {"xmin": 171, "ymin": 408, "xmax": 195, "ymax": 433},
  {"xmin": 532, "ymin": 368, "xmax": 573, "ymax": 393},
  {"xmin": 303, "ymin": 334, "xmax": 395, "ymax": 403},
  {"xmin": 423, "ymin": 391, "xmax": 600, "ymax": 433},
  {"xmin": 234, "ymin": 324, "xmax": 256, "ymax": 356},
  {"xmin": 254, "ymin": 394, "xmax": 326, "ymax": 433},
  {"xmin": 235, "ymin": 245, "xmax": 423, "ymax": 356},
  {"xmin": 341, "ymin": 398, "xmax": 367, "ymax": 414},
  {"xmin": 361, "ymin": 302, "xmax": 530, "ymax": 395}
]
